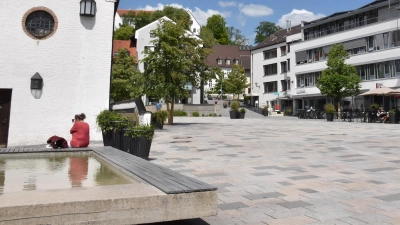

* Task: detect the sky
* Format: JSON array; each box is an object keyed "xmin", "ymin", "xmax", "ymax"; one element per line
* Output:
[{"xmin": 118, "ymin": 0, "xmax": 376, "ymax": 45}]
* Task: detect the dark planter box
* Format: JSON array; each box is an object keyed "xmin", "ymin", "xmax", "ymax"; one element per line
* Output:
[
  {"xmin": 390, "ymin": 113, "xmax": 396, "ymax": 124},
  {"xmin": 230, "ymin": 110, "xmax": 239, "ymax": 119},
  {"xmin": 154, "ymin": 121, "xmax": 164, "ymax": 129},
  {"xmin": 262, "ymin": 110, "xmax": 268, "ymax": 116},
  {"xmin": 102, "ymin": 131, "xmax": 113, "ymax": 146},
  {"xmin": 127, "ymin": 136, "xmax": 152, "ymax": 159},
  {"xmin": 239, "ymin": 112, "xmax": 245, "ymax": 119},
  {"xmin": 326, "ymin": 113, "xmax": 334, "ymax": 122}
]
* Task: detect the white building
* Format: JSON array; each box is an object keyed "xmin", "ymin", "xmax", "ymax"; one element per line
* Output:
[
  {"xmin": 134, "ymin": 17, "xmax": 202, "ymax": 104},
  {"xmin": 250, "ymin": 25, "xmax": 301, "ymax": 110},
  {"xmin": 250, "ymin": 0, "xmax": 400, "ymax": 114},
  {"xmin": 206, "ymin": 45, "xmax": 252, "ymax": 98},
  {"xmin": 0, "ymin": 0, "xmax": 118, "ymax": 147},
  {"xmin": 187, "ymin": 10, "xmax": 201, "ymax": 36},
  {"xmin": 290, "ymin": 0, "xmax": 400, "ymax": 113}
]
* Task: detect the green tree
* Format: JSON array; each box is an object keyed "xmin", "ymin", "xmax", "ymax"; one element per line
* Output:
[
  {"xmin": 206, "ymin": 15, "xmax": 229, "ymax": 45},
  {"xmin": 151, "ymin": 6, "xmax": 191, "ymax": 29},
  {"xmin": 316, "ymin": 43, "xmax": 361, "ymax": 113},
  {"xmin": 211, "ymin": 68, "xmax": 226, "ymax": 94},
  {"xmin": 224, "ymin": 64, "xmax": 249, "ymax": 99},
  {"xmin": 254, "ymin": 21, "xmax": 281, "ymax": 44},
  {"xmin": 200, "ymin": 26, "xmax": 217, "ymax": 48},
  {"xmin": 227, "ymin": 26, "xmax": 248, "ymax": 45},
  {"xmin": 141, "ymin": 20, "xmax": 211, "ymax": 124},
  {"xmin": 121, "ymin": 10, "xmax": 154, "ymax": 31},
  {"xmin": 111, "ymin": 48, "xmax": 144, "ymax": 102},
  {"xmin": 114, "ymin": 26, "xmax": 134, "ymax": 40}
]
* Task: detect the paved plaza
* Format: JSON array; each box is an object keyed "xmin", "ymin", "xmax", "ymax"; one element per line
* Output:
[{"xmin": 149, "ymin": 114, "xmax": 400, "ymax": 225}]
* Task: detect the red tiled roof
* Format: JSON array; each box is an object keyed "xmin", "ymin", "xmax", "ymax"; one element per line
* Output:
[
  {"xmin": 206, "ymin": 45, "xmax": 252, "ymax": 69},
  {"xmin": 117, "ymin": 10, "xmax": 155, "ymax": 17},
  {"xmin": 112, "ymin": 40, "xmax": 137, "ymax": 61}
]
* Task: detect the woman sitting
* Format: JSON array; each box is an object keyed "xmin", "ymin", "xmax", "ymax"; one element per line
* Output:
[{"xmin": 69, "ymin": 113, "xmax": 90, "ymax": 148}]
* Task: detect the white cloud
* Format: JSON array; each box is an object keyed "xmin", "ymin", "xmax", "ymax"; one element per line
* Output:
[
  {"xmin": 138, "ymin": 3, "xmax": 231, "ymax": 26},
  {"xmin": 219, "ymin": 1, "xmax": 237, "ymax": 7},
  {"xmin": 139, "ymin": 3, "xmax": 184, "ymax": 10},
  {"xmin": 191, "ymin": 7, "xmax": 231, "ymax": 25},
  {"xmin": 277, "ymin": 9, "xmax": 325, "ymax": 27},
  {"xmin": 237, "ymin": 14, "xmax": 246, "ymax": 27},
  {"xmin": 238, "ymin": 4, "xmax": 273, "ymax": 17}
]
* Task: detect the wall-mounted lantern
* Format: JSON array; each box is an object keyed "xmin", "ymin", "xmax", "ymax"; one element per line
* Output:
[
  {"xmin": 31, "ymin": 72, "xmax": 43, "ymax": 89},
  {"xmin": 255, "ymin": 82, "xmax": 260, "ymax": 87},
  {"xmin": 80, "ymin": 0, "xmax": 96, "ymax": 17}
]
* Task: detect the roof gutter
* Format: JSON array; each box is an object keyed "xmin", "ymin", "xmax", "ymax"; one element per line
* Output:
[{"xmin": 303, "ymin": 1, "xmax": 388, "ymax": 30}]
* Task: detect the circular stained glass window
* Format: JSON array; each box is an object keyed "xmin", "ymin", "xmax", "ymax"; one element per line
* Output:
[{"xmin": 25, "ymin": 11, "xmax": 55, "ymax": 38}]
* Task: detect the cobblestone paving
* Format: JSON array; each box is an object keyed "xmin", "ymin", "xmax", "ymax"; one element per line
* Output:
[{"xmin": 148, "ymin": 116, "xmax": 400, "ymax": 225}]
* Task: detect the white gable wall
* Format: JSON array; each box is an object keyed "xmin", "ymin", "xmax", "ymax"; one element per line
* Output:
[{"xmin": 0, "ymin": 0, "xmax": 115, "ymax": 146}]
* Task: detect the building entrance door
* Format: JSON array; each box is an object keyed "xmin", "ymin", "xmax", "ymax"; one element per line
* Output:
[{"xmin": 0, "ymin": 89, "xmax": 12, "ymax": 148}]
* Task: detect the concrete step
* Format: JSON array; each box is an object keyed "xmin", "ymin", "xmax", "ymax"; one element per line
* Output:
[{"xmin": 270, "ymin": 111, "xmax": 284, "ymax": 117}]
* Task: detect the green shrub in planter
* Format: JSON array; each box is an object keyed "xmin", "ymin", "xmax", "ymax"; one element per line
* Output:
[
  {"xmin": 173, "ymin": 110, "xmax": 188, "ymax": 116},
  {"xmin": 230, "ymin": 101, "xmax": 240, "ymax": 111},
  {"xmin": 124, "ymin": 124, "xmax": 155, "ymax": 159},
  {"xmin": 96, "ymin": 110, "xmax": 129, "ymax": 132},
  {"xmin": 324, "ymin": 103, "xmax": 336, "ymax": 114},
  {"xmin": 192, "ymin": 111, "xmax": 200, "ymax": 117},
  {"xmin": 284, "ymin": 108, "xmax": 293, "ymax": 116},
  {"xmin": 370, "ymin": 103, "xmax": 380, "ymax": 110},
  {"xmin": 151, "ymin": 110, "xmax": 167, "ymax": 129},
  {"xmin": 239, "ymin": 108, "xmax": 246, "ymax": 113},
  {"xmin": 96, "ymin": 110, "xmax": 130, "ymax": 147}
]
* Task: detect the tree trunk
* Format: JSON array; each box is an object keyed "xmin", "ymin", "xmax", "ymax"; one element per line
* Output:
[
  {"xmin": 337, "ymin": 98, "xmax": 341, "ymax": 120},
  {"xmin": 166, "ymin": 100, "xmax": 172, "ymax": 125},
  {"xmin": 170, "ymin": 101, "xmax": 174, "ymax": 125}
]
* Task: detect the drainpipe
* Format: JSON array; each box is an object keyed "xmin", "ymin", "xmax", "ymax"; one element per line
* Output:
[{"xmin": 109, "ymin": 0, "xmax": 120, "ymax": 110}]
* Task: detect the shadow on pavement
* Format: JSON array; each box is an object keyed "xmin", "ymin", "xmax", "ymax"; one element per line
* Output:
[{"xmin": 143, "ymin": 218, "xmax": 210, "ymax": 225}]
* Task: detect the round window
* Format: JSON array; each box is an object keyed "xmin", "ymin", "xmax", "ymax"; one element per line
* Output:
[{"xmin": 25, "ymin": 10, "xmax": 55, "ymax": 39}]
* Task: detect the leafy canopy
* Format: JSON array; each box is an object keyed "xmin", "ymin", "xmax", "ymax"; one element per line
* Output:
[
  {"xmin": 114, "ymin": 26, "xmax": 135, "ymax": 40},
  {"xmin": 111, "ymin": 48, "xmax": 144, "ymax": 102},
  {"xmin": 227, "ymin": 26, "xmax": 249, "ymax": 45},
  {"xmin": 316, "ymin": 43, "xmax": 361, "ymax": 100},
  {"xmin": 225, "ymin": 64, "xmax": 249, "ymax": 99},
  {"xmin": 254, "ymin": 21, "xmax": 282, "ymax": 44},
  {"xmin": 206, "ymin": 15, "xmax": 229, "ymax": 45}
]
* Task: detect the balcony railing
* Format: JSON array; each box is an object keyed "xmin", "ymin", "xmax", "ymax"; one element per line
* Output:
[{"xmin": 304, "ymin": 16, "xmax": 383, "ymax": 41}]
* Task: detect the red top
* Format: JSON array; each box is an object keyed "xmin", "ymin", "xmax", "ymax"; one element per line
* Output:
[{"xmin": 70, "ymin": 122, "xmax": 90, "ymax": 148}]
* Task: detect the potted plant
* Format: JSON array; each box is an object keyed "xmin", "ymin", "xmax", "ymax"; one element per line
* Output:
[
  {"xmin": 124, "ymin": 124, "xmax": 155, "ymax": 159},
  {"xmin": 325, "ymin": 103, "xmax": 336, "ymax": 122},
  {"xmin": 230, "ymin": 100, "xmax": 240, "ymax": 119},
  {"xmin": 262, "ymin": 105, "xmax": 269, "ymax": 116},
  {"xmin": 96, "ymin": 110, "xmax": 130, "ymax": 147},
  {"xmin": 284, "ymin": 108, "xmax": 293, "ymax": 116},
  {"xmin": 239, "ymin": 108, "xmax": 246, "ymax": 119},
  {"xmin": 151, "ymin": 110, "xmax": 167, "ymax": 129},
  {"xmin": 223, "ymin": 102, "xmax": 228, "ymax": 108},
  {"xmin": 389, "ymin": 109, "xmax": 397, "ymax": 124}
]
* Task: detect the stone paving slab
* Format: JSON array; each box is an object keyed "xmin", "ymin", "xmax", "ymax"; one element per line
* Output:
[{"xmin": 147, "ymin": 116, "xmax": 400, "ymax": 224}]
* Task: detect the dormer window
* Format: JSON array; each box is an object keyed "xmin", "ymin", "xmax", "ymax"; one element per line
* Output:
[
  {"xmin": 226, "ymin": 59, "xmax": 231, "ymax": 65},
  {"xmin": 217, "ymin": 59, "xmax": 222, "ymax": 64},
  {"xmin": 234, "ymin": 59, "xmax": 239, "ymax": 64}
]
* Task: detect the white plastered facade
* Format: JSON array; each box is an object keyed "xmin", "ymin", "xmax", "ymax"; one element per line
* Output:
[{"xmin": 0, "ymin": 0, "xmax": 116, "ymax": 146}]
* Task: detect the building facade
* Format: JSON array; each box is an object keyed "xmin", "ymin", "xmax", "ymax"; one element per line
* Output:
[
  {"xmin": 250, "ymin": 0, "xmax": 400, "ymax": 114},
  {"xmin": 250, "ymin": 26, "xmax": 301, "ymax": 110},
  {"xmin": 0, "ymin": 0, "xmax": 118, "ymax": 147},
  {"xmin": 206, "ymin": 45, "xmax": 252, "ymax": 98},
  {"xmin": 290, "ymin": 0, "xmax": 400, "ymax": 113}
]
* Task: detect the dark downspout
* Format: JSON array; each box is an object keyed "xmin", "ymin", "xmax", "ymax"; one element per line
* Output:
[{"xmin": 109, "ymin": 0, "xmax": 120, "ymax": 110}]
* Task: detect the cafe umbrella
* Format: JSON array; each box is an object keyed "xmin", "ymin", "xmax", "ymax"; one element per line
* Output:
[{"xmin": 359, "ymin": 87, "xmax": 400, "ymax": 109}]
